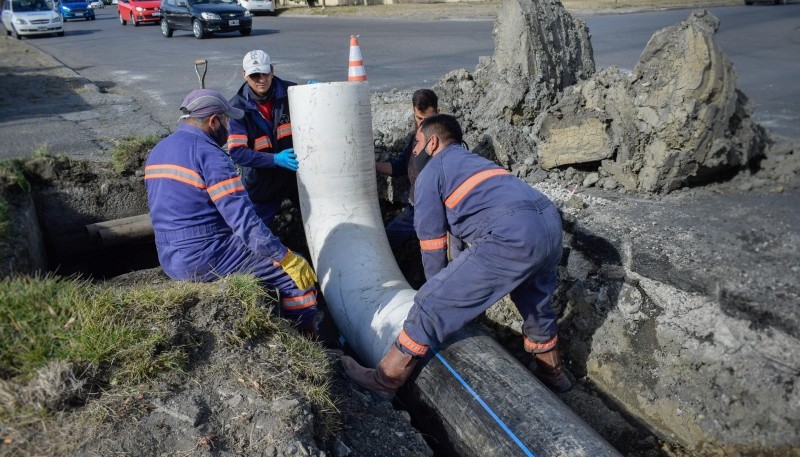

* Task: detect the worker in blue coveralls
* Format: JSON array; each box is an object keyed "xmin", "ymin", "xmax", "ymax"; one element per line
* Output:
[
  {"xmin": 375, "ymin": 89, "xmax": 439, "ymax": 250},
  {"xmin": 227, "ymin": 50, "xmax": 299, "ymax": 227},
  {"xmin": 343, "ymin": 114, "xmax": 571, "ymax": 398},
  {"xmin": 144, "ymin": 89, "xmax": 319, "ymax": 337}
]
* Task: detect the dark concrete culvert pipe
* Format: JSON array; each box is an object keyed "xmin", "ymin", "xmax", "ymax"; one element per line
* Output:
[
  {"xmin": 289, "ymin": 81, "xmax": 622, "ymax": 457},
  {"xmin": 85, "ymin": 213, "xmax": 154, "ymax": 248}
]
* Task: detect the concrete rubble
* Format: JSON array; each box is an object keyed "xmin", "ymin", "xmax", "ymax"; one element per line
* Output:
[{"xmin": 534, "ymin": 10, "xmax": 767, "ymax": 193}]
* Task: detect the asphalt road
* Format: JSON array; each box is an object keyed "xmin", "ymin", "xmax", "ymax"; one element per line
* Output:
[{"xmin": 9, "ymin": 3, "xmax": 800, "ymax": 140}]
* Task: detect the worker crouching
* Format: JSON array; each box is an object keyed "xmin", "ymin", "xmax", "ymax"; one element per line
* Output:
[
  {"xmin": 343, "ymin": 114, "xmax": 571, "ymax": 398},
  {"xmin": 144, "ymin": 89, "xmax": 319, "ymax": 338}
]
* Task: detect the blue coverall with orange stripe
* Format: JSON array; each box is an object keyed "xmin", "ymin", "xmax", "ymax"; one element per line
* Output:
[
  {"xmin": 397, "ymin": 143, "xmax": 562, "ymax": 357},
  {"xmin": 144, "ymin": 123, "xmax": 316, "ymax": 325}
]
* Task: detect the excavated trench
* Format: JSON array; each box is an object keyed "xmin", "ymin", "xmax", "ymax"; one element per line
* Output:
[
  {"xmin": 10, "ymin": 133, "xmax": 799, "ymax": 457},
  {"xmin": 12, "ymin": 161, "xmax": 631, "ymax": 456}
]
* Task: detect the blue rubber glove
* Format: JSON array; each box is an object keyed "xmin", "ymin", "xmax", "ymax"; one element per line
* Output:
[{"xmin": 274, "ymin": 148, "xmax": 299, "ymax": 171}]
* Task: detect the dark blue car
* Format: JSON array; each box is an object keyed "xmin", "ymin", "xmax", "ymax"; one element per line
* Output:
[{"xmin": 59, "ymin": 0, "xmax": 95, "ymax": 20}]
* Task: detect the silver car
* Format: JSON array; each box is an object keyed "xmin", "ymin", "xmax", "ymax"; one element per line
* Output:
[{"xmin": 1, "ymin": 0, "xmax": 63, "ymax": 38}]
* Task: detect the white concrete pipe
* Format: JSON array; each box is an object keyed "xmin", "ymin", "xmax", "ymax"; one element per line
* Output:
[
  {"xmin": 289, "ymin": 81, "xmax": 412, "ymax": 366},
  {"xmin": 288, "ymin": 81, "xmax": 622, "ymax": 457}
]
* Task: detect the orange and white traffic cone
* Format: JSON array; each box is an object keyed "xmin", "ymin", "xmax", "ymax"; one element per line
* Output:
[{"xmin": 348, "ymin": 35, "xmax": 367, "ymax": 82}]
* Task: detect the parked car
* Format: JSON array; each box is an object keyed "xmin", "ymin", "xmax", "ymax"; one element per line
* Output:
[
  {"xmin": 88, "ymin": 0, "xmax": 103, "ymax": 7},
  {"xmin": 160, "ymin": 0, "xmax": 251, "ymax": 39},
  {"xmin": 117, "ymin": 0, "xmax": 160, "ymax": 25},
  {"xmin": 59, "ymin": 0, "xmax": 95, "ymax": 20},
  {"xmin": 1, "ymin": 0, "xmax": 63, "ymax": 38},
  {"xmin": 237, "ymin": 0, "xmax": 271, "ymax": 15}
]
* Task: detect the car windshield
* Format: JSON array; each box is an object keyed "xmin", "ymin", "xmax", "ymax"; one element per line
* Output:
[
  {"xmin": 190, "ymin": 0, "xmax": 236, "ymax": 4},
  {"xmin": 12, "ymin": 0, "xmax": 52, "ymax": 11}
]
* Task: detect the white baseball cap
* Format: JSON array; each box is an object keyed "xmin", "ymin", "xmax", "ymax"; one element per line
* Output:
[{"xmin": 243, "ymin": 50, "xmax": 272, "ymax": 76}]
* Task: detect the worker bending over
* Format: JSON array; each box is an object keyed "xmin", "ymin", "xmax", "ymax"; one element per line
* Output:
[{"xmin": 343, "ymin": 114, "xmax": 571, "ymax": 398}]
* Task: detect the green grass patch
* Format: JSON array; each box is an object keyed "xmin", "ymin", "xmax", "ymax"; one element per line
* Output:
[
  {"xmin": 0, "ymin": 274, "xmax": 182, "ymax": 383},
  {"xmin": 111, "ymin": 135, "xmax": 159, "ymax": 175},
  {"xmin": 31, "ymin": 143, "xmax": 53, "ymax": 158},
  {"xmin": 0, "ymin": 160, "xmax": 30, "ymax": 195},
  {"xmin": 0, "ymin": 273, "xmax": 336, "ymax": 423},
  {"xmin": 1, "ymin": 274, "xmax": 241, "ymax": 384}
]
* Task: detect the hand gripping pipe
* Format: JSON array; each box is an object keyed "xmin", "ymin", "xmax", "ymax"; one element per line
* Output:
[{"xmin": 288, "ymin": 81, "xmax": 622, "ymax": 457}]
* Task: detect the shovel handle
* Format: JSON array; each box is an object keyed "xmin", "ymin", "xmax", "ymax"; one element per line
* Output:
[{"xmin": 194, "ymin": 59, "xmax": 208, "ymax": 89}]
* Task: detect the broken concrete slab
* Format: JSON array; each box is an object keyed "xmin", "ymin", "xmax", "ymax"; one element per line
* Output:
[{"xmin": 534, "ymin": 10, "xmax": 769, "ymax": 193}]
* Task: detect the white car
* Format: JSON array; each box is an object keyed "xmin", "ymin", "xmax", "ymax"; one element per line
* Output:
[
  {"xmin": 1, "ymin": 0, "xmax": 63, "ymax": 38},
  {"xmin": 89, "ymin": 0, "xmax": 103, "ymax": 7},
  {"xmin": 237, "ymin": 0, "xmax": 273, "ymax": 15}
]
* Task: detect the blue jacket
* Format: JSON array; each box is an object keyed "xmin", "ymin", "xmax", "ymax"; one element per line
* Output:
[
  {"xmin": 145, "ymin": 123, "xmax": 288, "ymax": 280},
  {"xmin": 227, "ymin": 77, "xmax": 298, "ymax": 205},
  {"xmin": 413, "ymin": 143, "xmax": 550, "ymax": 280}
]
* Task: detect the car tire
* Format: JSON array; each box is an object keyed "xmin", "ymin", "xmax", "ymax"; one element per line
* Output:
[
  {"xmin": 744, "ymin": 0, "xmax": 753, "ymax": 3},
  {"xmin": 131, "ymin": 12, "xmax": 138, "ymax": 26},
  {"xmin": 119, "ymin": 12, "xmax": 127, "ymax": 24},
  {"xmin": 56, "ymin": 30, "xmax": 65, "ymax": 36},
  {"xmin": 192, "ymin": 19, "xmax": 204, "ymax": 39},
  {"xmin": 5, "ymin": 27, "xmax": 10, "ymax": 36},
  {"xmin": 11, "ymin": 25, "xmax": 20, "ymax": 39},
  {"xmin": 161, "ymin": 18, "xmax": 172, "ymax": 37},
  {"xmin": 775, "ymin": 0, "xmax": 785, "ymax": 4},
  {"xmin": 240, "ymin": 27, "xmax": 251, "ymax": 36}
]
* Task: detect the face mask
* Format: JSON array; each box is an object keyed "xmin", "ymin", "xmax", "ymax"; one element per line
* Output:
[
  {"xmin": 210, "ymin": 120, "xmax": 228, "ymax": 147},
  {"xmin": 421, "ymin": 138, "xmax": 433, "ymax": 156}
]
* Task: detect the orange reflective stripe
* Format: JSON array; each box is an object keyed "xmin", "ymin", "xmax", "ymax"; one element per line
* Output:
[
  {"xmin": 523, "ymin": 335, "xmax": 558, "ymax": 353},
  {"xmin": 227, "ymin": 134, "xmax": 248, "ymax": 145},
  {"xmin": 419, "ymin": 236, "xmax": 447, "ymax": 251},
  {"xmin": 398, "ymin": 330, "xmax": 428, "ymax": 356},
  {"xmin": 144, "ymin": 164, "xmax": 205, "ymax": 189},
  {"xmin": 277, "ymin": 123, "xmax": 292, "ymax": 140},
  {"xmin": 281, "ymin": 291, "xmax": 317, "ymax": 310},
  {"xmin": 207, "ymin": 177, "xmax": 244, "ymax": 201},
  {"xmin": 445, "ymin": 168, "xmax": 510, "ymax": 209},
  {"xmin": 253, "ymin": 136, "xmax": 272, "ymax": 151}
]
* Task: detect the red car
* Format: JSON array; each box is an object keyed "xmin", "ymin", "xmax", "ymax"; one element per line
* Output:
[{"xmin": 117, "ymin": 0, "xmax": 160, "ymax": 25}]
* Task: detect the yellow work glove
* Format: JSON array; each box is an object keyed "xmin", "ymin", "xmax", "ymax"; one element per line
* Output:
[{"xmin": 275, "ymin": 250, "xmax": 317, "ymax": 291}]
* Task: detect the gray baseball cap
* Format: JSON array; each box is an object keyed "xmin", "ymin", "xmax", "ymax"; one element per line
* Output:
[{"xmin": 180, "ymin": 89, "xmax": 244, "ymax": 120}]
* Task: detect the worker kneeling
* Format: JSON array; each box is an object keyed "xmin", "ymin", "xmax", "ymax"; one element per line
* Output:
[
  {"xmin": 343, "ymin": 114, "xmax": 571, "ymax": 398},
  {"xmin": 144, "ymin": 89, "xmax": 318, "ymax": 336}
]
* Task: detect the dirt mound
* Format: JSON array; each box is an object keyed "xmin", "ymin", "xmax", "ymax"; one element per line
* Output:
[{"xmin": 1, "ymin": 267, "xmax": 433, "ymax": 457}]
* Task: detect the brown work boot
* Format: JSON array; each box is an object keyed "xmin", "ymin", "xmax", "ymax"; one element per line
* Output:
[
  {"xmin": 529, "ymin": 348, "xmax": 572, "ymax": 392},
  {"xmin": 342, "ymin": 345, "xmax": 419, "ymax": 400}
]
